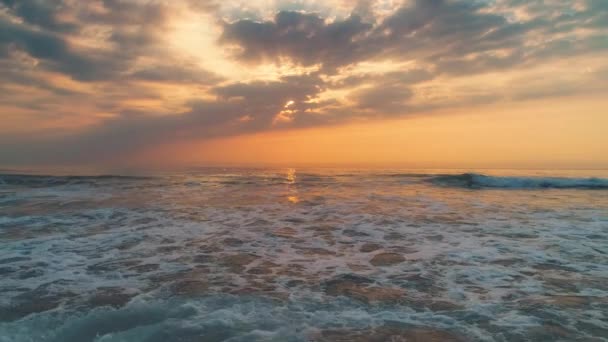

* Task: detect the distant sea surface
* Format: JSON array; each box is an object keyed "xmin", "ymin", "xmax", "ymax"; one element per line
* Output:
[{"xmin": 1, "ymin": 169, "xmax": 607, "ymax": 341}]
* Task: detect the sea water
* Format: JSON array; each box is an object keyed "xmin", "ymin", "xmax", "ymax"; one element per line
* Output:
[{"xmin": 0, "ymin": 169, "xmax": 607, "ymax": 341}]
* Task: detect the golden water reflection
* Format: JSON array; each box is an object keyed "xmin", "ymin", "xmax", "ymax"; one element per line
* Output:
[
  {"xmin": 286, "ymin": 168, "xmax": 296, "ymax": 184},
  {"xmin": 286, "ymin": 168, "xmax": 298, "ymax": 203}
]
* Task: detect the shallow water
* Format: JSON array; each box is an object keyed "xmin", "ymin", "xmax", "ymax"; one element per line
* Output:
[{"xmin": 1, "ymin": 169, "xmax": 607, "ymax": 341}]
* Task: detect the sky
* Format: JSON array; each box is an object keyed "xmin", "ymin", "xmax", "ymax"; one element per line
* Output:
[{"xmin": 0, "ymin": 0, "xmax": 607, "ymax": 170}]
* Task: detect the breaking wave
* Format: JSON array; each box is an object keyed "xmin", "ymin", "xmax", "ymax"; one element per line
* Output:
[
  {"xmin": 0, "ymin": 174, "xmax": 151, "ymax": 187},
  {"xmin": 431, "ymin": 173, "xmax": 608, "ymax": 189}
]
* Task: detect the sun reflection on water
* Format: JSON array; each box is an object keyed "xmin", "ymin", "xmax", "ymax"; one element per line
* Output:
[
  {"xmin": 286, "ymin": 168, "xmax": 298, "ymax": 203},
  {"xmin": 286, "ymin": 168, "xmax": 296, "ymax": 184}
]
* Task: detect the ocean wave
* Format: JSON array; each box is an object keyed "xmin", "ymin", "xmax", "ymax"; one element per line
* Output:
[
  {"xmin": 0, "ymin": 174, "xmax": 151, "ymax": 187},
  {"xmin": 430, "ymin": 173, "xmax": 608, "ymax": 189}
]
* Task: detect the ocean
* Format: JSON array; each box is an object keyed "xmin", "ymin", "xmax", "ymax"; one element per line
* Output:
[{"xmin": 0, "ymin": 169, "xmax": 607, "ymax": 341}]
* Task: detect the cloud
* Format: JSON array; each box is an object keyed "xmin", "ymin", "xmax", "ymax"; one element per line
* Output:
[
  {"xmin": 221, "ymin": 11, "xmax": 373, "ymax": 70},
  {"xmin": 128, "ymin": 64, "xmax": 224, "ymax": 84},
  {"xmin": 354, "ymin": 83, "xmax": 413, "ymax": 112},
  {"xmin": 221, "ymin": 0, "xmax": 608, "ymax": 75},
  {"xmin": 0, "ymin": 73, "xmax": 325, "ymax": 163},
  {"xmin": 0, "ymin": 0, "xmax": 77, "ymax": 32},
  {"xmin": 0, "ymin": 0, "xmax": 219, "ymax": 83},
  {"xmin": 0, "ymin": 17, "xmax": 74, "ymax": 63},
  {"xmin": 0, "ymin": 0, "xmax": 607, "ymax": 166}
]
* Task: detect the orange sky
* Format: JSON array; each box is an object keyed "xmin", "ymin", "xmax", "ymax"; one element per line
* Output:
[
  {"xmin": 1, "ymin": 0, "xmax": 607, "ymax": 170},
  {"xmin": 138, "ymin": 94, "xmax": 608, "ymax": 169}
]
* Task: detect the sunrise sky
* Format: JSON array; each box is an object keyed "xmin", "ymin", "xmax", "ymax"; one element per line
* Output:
[{"xmin": 1, "ymin": 0, "xmax": 607, "ymax": 170}]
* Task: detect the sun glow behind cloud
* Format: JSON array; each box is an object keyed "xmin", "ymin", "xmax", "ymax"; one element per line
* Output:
[
  {"xmin": 0, "ymin": 0, "xmax": 607, "ymax": 169},
  {"xmin": 133, "ymin": 93, "xmax": 606, "ymax": 170}
]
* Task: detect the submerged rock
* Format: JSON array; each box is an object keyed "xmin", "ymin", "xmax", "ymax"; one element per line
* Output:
[
  {"xmin": 370, "ymin": 253, "xmax": 405, "ymax": 266},
  {"xmin": 360, "ymin": 243, "xmax": 382, "ymax": 253}
]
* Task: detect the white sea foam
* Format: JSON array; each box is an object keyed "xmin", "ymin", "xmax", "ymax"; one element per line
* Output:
[{"xmin": 1, "ymin": 169, "xmax": 607, "ymax": 341}]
